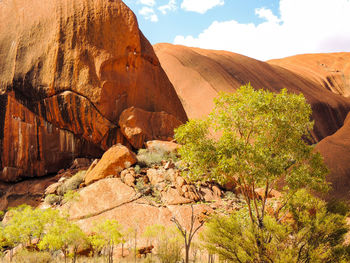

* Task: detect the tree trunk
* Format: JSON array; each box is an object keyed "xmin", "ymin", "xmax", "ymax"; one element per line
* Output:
[{"xmin": 185, "ymin": 243, "xmax": 190, "ymax": 263}]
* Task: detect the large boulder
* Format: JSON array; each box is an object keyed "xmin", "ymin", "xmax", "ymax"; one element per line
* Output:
[
  {"xmin": 66, "ymin": 178, "xmax": 137, "ymax": 220},
  {"xmin": 119, "ymin": 107, "xmax": 183, "ymax": 149},
  {"xmin": 0, "ymin": 0, "xmax": 187, "ymax": 182},
  {"xmin": 84, "ymin": 144, "xmax": 137, "ymax": 185}
]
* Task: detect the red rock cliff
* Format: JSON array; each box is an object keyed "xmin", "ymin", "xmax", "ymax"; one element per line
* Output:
[{"xmin": 0, "ymin": 0, "xmax": 187, "ymax": 182}]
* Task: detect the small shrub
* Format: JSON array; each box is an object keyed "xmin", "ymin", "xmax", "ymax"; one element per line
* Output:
[
  {"xmin": 13, "ymin": 250, "xmax": 52, "ymax": 263},
  {"xmin": 57, "ymin": 170, "xmax": 86, "ymax": 196},
  {"xmin": 44, "ymin": 194, "xmax": 61, "ymax": 205},
  {"xmin": 134, "ymin": 164, "xmax": 141, "ymax": 174},
  {"xmin": 62, "ymin": 190, "xmax": 80, "ymax": 204},
  {"xmin": 137, "ymin": 147, "xmax": 177, "ymax": 168},
  {"xmin": 135, "ymin": 178, "xmax": 152, "ymax": 195}
]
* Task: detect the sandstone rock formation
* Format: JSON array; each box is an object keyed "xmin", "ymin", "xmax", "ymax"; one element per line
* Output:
[
  {"xmin": 316, "ymin": 112, "xmax": 350, "ymax": 200},
  {"xmin": 119, "ymin": 107, "xmax": 183, "ymax": 149},
  {"xmin": 154, "ymin": 44, "xmax": 350, "ymax": 142},
  {"xmin": 84, "ymin": 144, "xmax": 137, "ymax": 185},
  {"xmin": 0, "ymin": 0, "xmax": 187, "ymax": 182}
]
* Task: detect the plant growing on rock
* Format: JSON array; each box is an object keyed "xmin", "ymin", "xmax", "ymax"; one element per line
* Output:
[
  {"xmin": 44, "ymin": 194, "xmax": 61, "ymax": 206},
  {"xmin": 57, "ymin": 170, "xmax": 86, "ymax": 196},
  {"xmin": 174, "ymin": 84, "xmax": 335, "ymax": 262},
  {"xmin": 137, "ymin": 147, "xmax": 177, "ymax": 168}
]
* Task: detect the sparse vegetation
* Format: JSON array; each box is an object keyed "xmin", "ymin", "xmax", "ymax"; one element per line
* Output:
[
  {"xmin": 136, "ymin": 147, "xmax": 176, "ymax": 168},
  {"xmin": 57, "ymin": 171, "xmax": 86, "ymax": 196},
  {"xmin": 44, "ymin": 194, "xmax": 61, "ymax": 205},
  {"xmin": 143, "ymin": 224, "xmax": 183, "ymax": 263}
]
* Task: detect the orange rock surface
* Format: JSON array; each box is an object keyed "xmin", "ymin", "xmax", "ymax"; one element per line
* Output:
[
  {"xmin": 154, "ymin": 44, "xmax": 350, "ymax": 142},
  {"xmin": 119, "ymin": 107, "xmax": 183, "ymax": 149},
  {"xmin": 316, "ymin": 112, "xmax": 350, "ymax": 200},
  {"xmin": 84, "ymin": 144, "xmax": 137, "ymax": 185},
  {"xmin": 0, "ymin": 0, "xmax": 187, "ymax": 181}
]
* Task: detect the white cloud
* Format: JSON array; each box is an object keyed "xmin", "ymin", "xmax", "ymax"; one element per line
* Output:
[
  {"xmin": 158, "ymin": 0, "xmax": 177, "ymax": 14},
  {"xmin": 139, "ymin": 6, "xmax": 159, "ymax": 22},
  {"xmin": 174, "ymin": 0, "xmax": 350, "ymax": 60},
  {"xmin": 181, "ymin": 0, "xmax": 224, "ymax": 14},
  {"xmin": 139, "ymin": 0, "xmax": 156, "ymax": 6}
]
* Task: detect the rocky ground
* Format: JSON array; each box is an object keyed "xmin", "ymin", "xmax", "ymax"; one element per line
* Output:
[{"xmin": 37, "ymin": 140, "xmax": 248, "ymax": 239}]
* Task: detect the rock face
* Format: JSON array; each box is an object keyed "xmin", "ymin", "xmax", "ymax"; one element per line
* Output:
[
  {"xmin": 84, "ymin": 144, "xmax": 137, "ymax": 185},
  {"xmin": 119, "ymin": 107, "xmax": 183, "ymax": 149},
  {"xmin": 0, "ymin": 0, "xmax": 187, "ymax": 182},
  {"xmin": 316, "ymin": 112, "xmax": 350, "ymax": 200},
  {"xmin": 154, "ymin": 44, "xmax": 350, "ymax": 142}
]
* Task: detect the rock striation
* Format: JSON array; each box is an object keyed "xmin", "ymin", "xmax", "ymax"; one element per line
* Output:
[
  {"xmin": 0, "ymin": 0, "xmax": 187, "ymax": 182},
  {"xmin": 154, "ymin": 44, "xmax": 350, "ymax": 143}
]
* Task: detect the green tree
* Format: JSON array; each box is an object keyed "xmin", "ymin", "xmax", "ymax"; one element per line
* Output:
[
  {"xmin": 4, "ymin": 205, "xmax": 56, "ymax": 248},
  {"xmin": 38, "ymin": 213, "xmax": 87, "ymax": 263},
  {"xmin": 174, "ymin": 84, "xmax": 330, "ymax": 262},
  {"xmin": 201, "ymin": 190, "xmax": 350, "ymax": 262},
  {"xmin": 88, "ymin": 219, "xmax": 123, "ymax": 263}
]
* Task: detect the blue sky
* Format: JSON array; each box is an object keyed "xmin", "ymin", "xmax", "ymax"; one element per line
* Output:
[{"xmin": 124, "ymin": 0, "xmax": 350, "ymax": 60}]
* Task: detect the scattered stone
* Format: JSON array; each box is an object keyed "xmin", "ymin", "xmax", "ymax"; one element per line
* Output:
[
  {"xmin": 71, "ymin": 158, "xmax": 92, "ymax": 169},
  {"xmin": 175, "ymin": 176, "xmax": 186, "ymax": 188},
  {"xmin": 147, "ymin": 169, "xmax": 166, "ymax": 185},
  {"xmin": 212, "ymin": 185, "xmax": 222, "ymax": 198},
  {"xmin": 44, "ymin": 182, "xmax": 62, "ymax": 195},
  {"xmin": 161, "ymin": 188, "xmax": 192, "ymax": 205},
  {"xmin": 164, "ymin": 160, "xmax": 175, "ymax": 170},
  {"xmin": 124, "ymin": 173, "xmax": 136, "ymax": 187}
]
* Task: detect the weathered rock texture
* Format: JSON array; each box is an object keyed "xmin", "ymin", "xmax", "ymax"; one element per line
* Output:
[
  {"xmin": 316, "ymin": 112, "xmax": 350, "ymax": 200},
  {"xmin": 0, "ymin": 0, "xmax": 186, "ymax": 182},
  {"xmin": 119, "ymin": 107, "xmax": 183, "ymax": 148},
  {"xmin": 154, "ymin": 44, "xmax": 350, "ymax": 142}
]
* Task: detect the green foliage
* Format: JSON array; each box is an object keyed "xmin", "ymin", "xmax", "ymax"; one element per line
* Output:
[
  {"xmin": 137, "ymin": 147, "xmax": 176, "ymax": 168},
  {"xmin": 175, "ymin": 84, "xmax": 328, "ymax": 191},
  {"xmin": 327, "ymin": 199, "xmax": 350, "ymax": 216},
  {"xmin": 38, "ymin": 213, "xmax": 87, "ymax": 263},
  {"xmin": 143, "ymin": 224, "xmax": 183, "ymax": 263},
  {"xmin": 135, "ymin": 177, "xmax": 152, "ymax": 195},
  {"xmin": 12, "ymin": 250, "xmax": 52, "ymax": 263},
  {"xmin": 175, "ymin": 85, "xmax": 333, "ymax": 262},
  {"xmin": 89, "ymin": 219, "xmax": 123, "ymax": 263},
  {"xmin": 44, "ymin": 194, "xmax": 61, "ymax": 205},
  {"xmin": 3, "ymin": 205, "xmax": 57, "ymax": 247},
  {"xmin": 62, "ymin": 190, "xmax": 80, "ymax": 204},
  {"xmin": 57, "ymin": 171, "xmax": 86, "ymax": 196},
  {"xmin": 134, "ymin": 164, "xmax": 141, "ymax": 174},
  {"xmin": 201, "ymin": 190, "xmax": 350, "ymax": 263}
]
